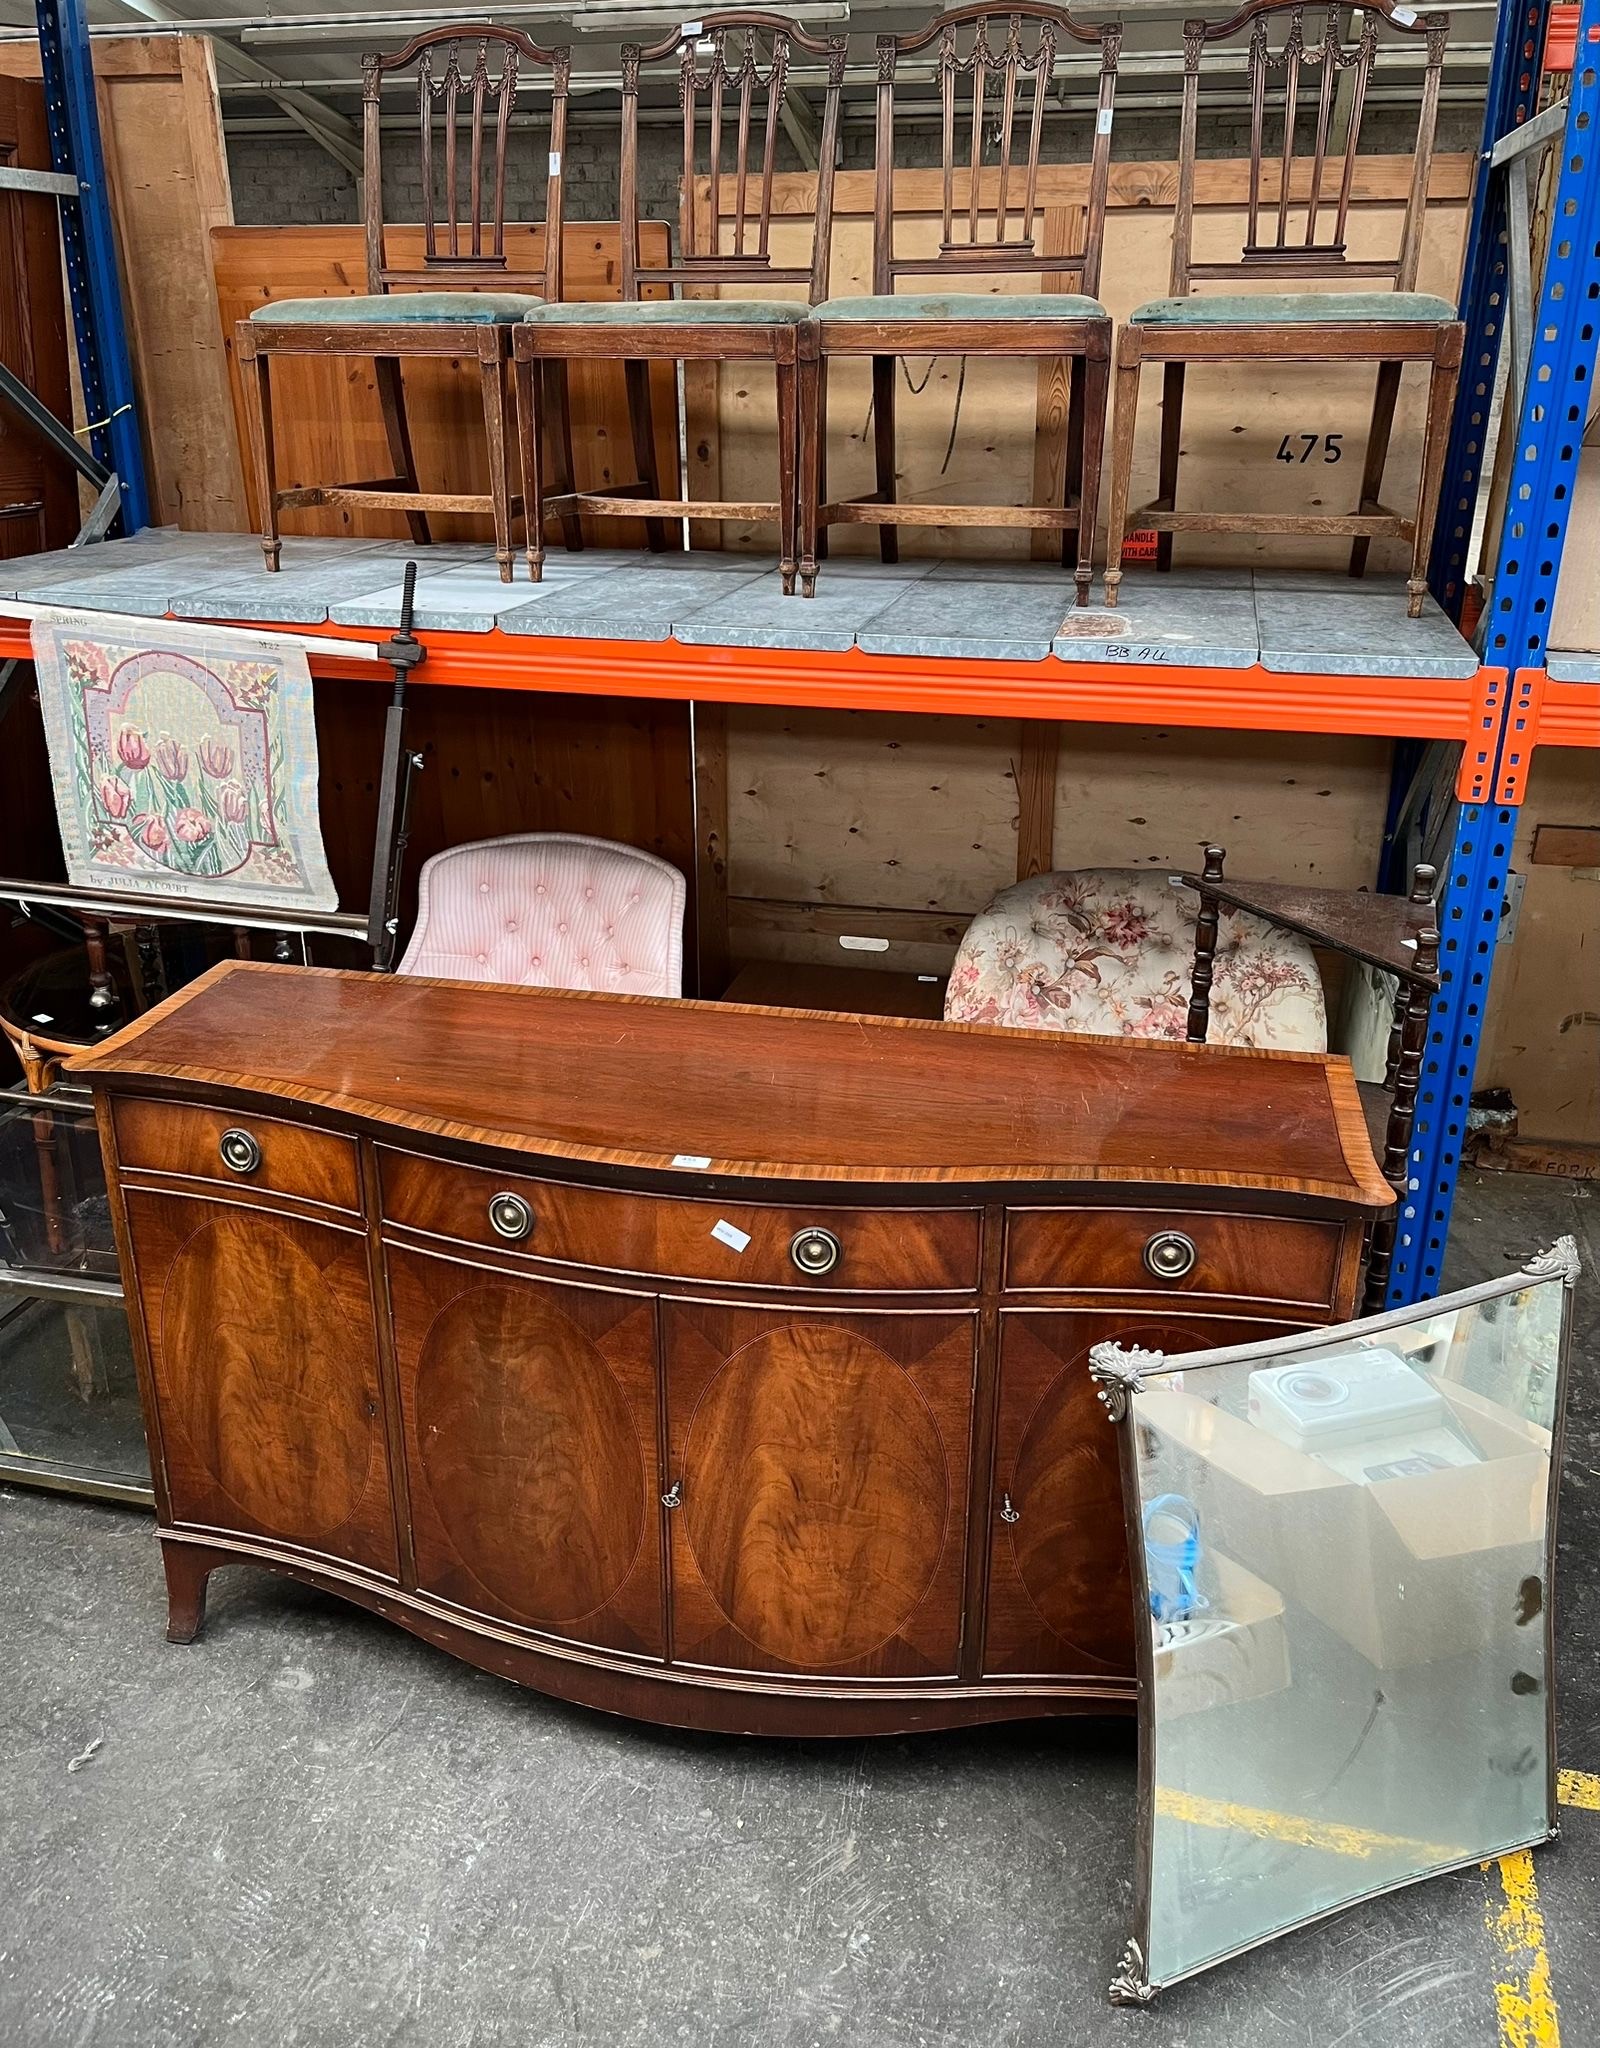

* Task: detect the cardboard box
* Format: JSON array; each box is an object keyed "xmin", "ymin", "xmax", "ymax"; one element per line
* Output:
[{"xmin": 1141, "ymin": 1379, "xmax": 1550, "ymax": 1671}]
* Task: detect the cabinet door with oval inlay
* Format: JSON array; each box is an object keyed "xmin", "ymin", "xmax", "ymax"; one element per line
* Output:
[
  {"xmin": 387, "ymin": 1247, "xmax": 663, "ymax": 1659},
  {"xmin": 122, "ymin": 1189, "xmax": 396, "ymax": 1578},
  {"xmin": 982, "ymin": 1310, "xmax": 1295, "ymax": 1682},
  {"xmin": 662, "ymin": 1301, "xmax": 976, "ymax": 1680}
]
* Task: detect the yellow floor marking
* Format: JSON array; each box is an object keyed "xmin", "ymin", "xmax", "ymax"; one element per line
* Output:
[
  {"xmin": 1486, "ymin": 1849, "xmax": 1560, "ymax": 2048},
  {"xmin": 1154, "ymin": 1766, "xmax": 1600, "ymax": 2046},
  {"xmin": 1154, "ymin": 1786, "xmax": 1461, "ymax": 1862}
]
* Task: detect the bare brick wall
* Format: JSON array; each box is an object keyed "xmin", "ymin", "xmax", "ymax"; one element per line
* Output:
[{"xmin": 225, "ymin": 104, "xmax": 1477, "ymax": 228}]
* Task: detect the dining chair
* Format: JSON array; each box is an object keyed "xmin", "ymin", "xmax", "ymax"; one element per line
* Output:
[
  {"xmin": 235, "ymin": 27, "xmax": 570, "ymax": 584},
  {"xmin": 397, "ymin": 834, "xmax": 687, "ymax": 997},
  {"xmin": 513, "ymin": 15, "xmax": 847, "ymax": 593},
  {"xmin": 1101, "ymin": 0, "xmax": 1464, "ymax": 616},
  {"xmin": 1181, "ymin": 846, "xmax": 1441, "ymax": 1309},
  {"xmin": 796, "ymin": 5, "xmax": 1121, "ymax": 604}
]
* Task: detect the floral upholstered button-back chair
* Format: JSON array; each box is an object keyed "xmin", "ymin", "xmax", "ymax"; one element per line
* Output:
[
  {"xmin": 944, "ymin": 868, "xmax": 1326, "ymax": 1048},
  {"xmin": 397, "ymin": 834, "xmax": 687, "ymax": 997}
]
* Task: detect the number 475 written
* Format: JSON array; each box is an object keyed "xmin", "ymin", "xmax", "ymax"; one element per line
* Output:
[{"xmin": 1276, "ymin": 433, "xmax": 1343, "ymax": 463}]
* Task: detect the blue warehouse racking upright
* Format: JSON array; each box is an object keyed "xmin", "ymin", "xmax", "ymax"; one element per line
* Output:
[
  {"xmin": 31, "ymin": 0, "xmax": 150, "ymax": 536},
  {"xmin": 1390, "ymin": 0, "xmax": 1600, "ymax": 1302}
]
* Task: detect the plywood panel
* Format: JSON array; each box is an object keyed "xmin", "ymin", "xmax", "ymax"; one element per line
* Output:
[
  {"xmin": 726, "ymin": 707, "xmax": 1390, "ymax": 981},
  {"xmin": 695, "ymin": 157, "xmax": 1468, "ymax": 571},
  {"xmin": 214, "ymin": 223, "xmax": 679, "ymax": 549},
  {"xmin": 0, "ymin": 34, "xmax": 244, "ymax": 533},
  {"xmin": 1478, "ymin": 749, "xmax": 1600, "ymax": 1144}
]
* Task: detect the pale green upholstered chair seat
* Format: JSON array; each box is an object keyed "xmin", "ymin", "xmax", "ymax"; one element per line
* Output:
[
  {"xmin": 520, "ymin": 299, "xmax": 810, "ymax": 326},
  {"xmin": 815, "ymin": 292, "xmax": 1107, "ymax": 322},
  {"xmin": 250, "ymin": 292, "xmax": 544, "ymax": 325},
  {"xmin": 1130, "ymin": 291, "xmax": 1457, "ymax": 327}
]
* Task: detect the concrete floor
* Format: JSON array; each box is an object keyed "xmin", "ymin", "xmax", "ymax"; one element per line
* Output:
[{"xmin": 2, "ymin": 1170, "xmax": 1597, "ymax": 2048}]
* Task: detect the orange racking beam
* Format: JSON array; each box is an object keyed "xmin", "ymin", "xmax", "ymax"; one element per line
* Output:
[{"xmin": 0, "ymin": 616, "xmax": 1498, "ymax": 745}]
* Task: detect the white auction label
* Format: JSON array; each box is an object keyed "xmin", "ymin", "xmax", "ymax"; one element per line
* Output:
[
  {"xmin": 711, "ymin": 1219, "xmax": 751, "ymax": 1253},
  {"xmin": 672, "ymin": 1153, "xmax": 713, "ymax": 1169},
  {"xmin": 1097, "ymin": 108, "xmax": 1114, "ymax": 135}
]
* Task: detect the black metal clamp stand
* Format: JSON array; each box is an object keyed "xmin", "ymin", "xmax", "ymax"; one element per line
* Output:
[{"xmin": 366, "ymin": 562, "xmax": 427, "ymax": 971}]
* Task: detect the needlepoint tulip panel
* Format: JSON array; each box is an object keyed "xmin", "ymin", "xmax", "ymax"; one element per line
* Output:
[{"xmin": 33, "ymin": 611, "xmax": 337, "ymax": 912}]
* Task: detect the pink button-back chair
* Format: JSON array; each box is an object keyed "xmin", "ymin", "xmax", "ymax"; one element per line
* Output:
[
  {"xmin": 397, "ymin": 834, "xmax": 686, "ymax": 997},
  {"xmin": 943, "ymin": 868, "xmax": 1325, "ymax": 1049}
]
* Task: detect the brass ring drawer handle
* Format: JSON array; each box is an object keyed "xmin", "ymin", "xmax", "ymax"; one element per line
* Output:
[
  {"xmin": 790, "ymin": 1226, "xmax": 842, "ymax": 1276},
  {"xmin": 218, "ymin": 1128, "xmax": 261, "ymax": 1176},
  {"xmin": 1144, "ymin": 1230, "xmax": 1197, "ymax": 1281},
  {"xmin": 488, "ymin": 1191, "xmax": 534, "ymax": 1242}
]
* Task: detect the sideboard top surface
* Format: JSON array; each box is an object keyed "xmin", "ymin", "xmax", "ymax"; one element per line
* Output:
[{"xmin": 70, "ymin": 961, "xmax": 1392, "ymax": 1206}]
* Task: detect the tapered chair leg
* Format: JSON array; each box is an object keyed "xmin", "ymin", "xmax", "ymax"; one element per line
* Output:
[
  {"xmin": 797, "ymin": 348, "xmax": 823, "ymax": 597},
  {"xmin": 513, "ymin": 351, "xmax": 546, "ymax": 580},
  {"xmin": 542, "ymin": 360, "xmax": 583, "ymax": 557},
  {"xmin": 236, "ymin": 330, "xmax": 282, "ymax": 573},
  {"xmin": 1061, "ymin": 356, "xmax": 1086, "ymax": 577},
  {"xmin": 1407, "ymin": 345, "xmax": 1461, "ymax": 618},
  {"xmin": 624, "ymin": 358, "xmax": 670, "ymax": 554},
  {"xmin": 1102, "ymin": 341, "xmax": 1143, "ymax": 608},
  {"xmin": 374, "ymin": 356, "xmax": 432, "ymax": 548},
  {"xmin": 774, "ymin": 354, "xmax": 799, "ymax": 597},
  {"xmin": 871, "ymin": 353, "xmax": 899, "ymax": 565},
  {"xmin": 1074, "ymin": 342, "xmax": 1111, "ymax": 610},
  {"xmin": 479, "ymin": 349, "xmax": 515, "ymax": 582},
  {"xmin": 1350, "ymin": 360, "xmax": 1403, "ymax": 580},
  {"xmin": 1155, "ymin": 361, "xmax": 1186, "ymax": 573},
  {"xmin": 814, "ymin": 357, "xmax": 830, "ymax": 566}
]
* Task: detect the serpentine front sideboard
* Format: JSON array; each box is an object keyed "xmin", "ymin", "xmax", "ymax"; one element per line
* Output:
[{"xmin": 73, "ymin": 961, "xmax": 1391, "ymax": 1737}]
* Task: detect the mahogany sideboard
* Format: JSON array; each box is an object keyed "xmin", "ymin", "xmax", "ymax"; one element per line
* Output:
[{"xmin": 73, "ymin": 961, "xmax": 1391, "ymax": 1737}]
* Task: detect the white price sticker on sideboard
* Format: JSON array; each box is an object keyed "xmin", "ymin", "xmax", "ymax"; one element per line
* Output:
[{"xmin": 711, "ymin": 1219, "xmax": 751, "ymax": 1253}]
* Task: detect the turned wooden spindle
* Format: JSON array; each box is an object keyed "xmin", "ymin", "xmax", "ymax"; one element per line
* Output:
[
  {"xmin": 1186, "ymin": 845, "xmax": 1226, "ymax": 1043},
  {"xmin": 83, "ymin": 919, "xmax": 121, "ymax": 1033},
  {"xmin": 1364, "ymin": 921, "xmax": 1441, "ymax": 1311}
]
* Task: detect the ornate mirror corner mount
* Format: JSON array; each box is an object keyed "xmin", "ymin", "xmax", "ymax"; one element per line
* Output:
[
  {"xmin": 1523, "ymin": 1235, "xmax": 1581, "ymax": 1284},
  {"xmin": 1089, "ymin": 1341, "xmax": 1166, "ymax": 1423},
  {"xmin": 1108, "ymin": 1934, "xmax": 1156, "ymax": 2007}
]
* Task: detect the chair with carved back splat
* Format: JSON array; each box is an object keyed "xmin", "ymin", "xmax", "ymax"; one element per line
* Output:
[
  {"xmin": 1101, "ymin": 0, "xmax": 1464, "ymax": 617},
  {"xmin": 235, "ymin": 26, "xmax": 569, "ymax": 584},
  {"xmin": 1183, "ymin": 846, "xmax": 1442, "ymax": 1310},
  {"xmin": 512, "ymin": 15, "xmax": 846, "ymax": 593},
  {"xmin": 797, "ymin": 5, "xmax": 1119, "ymax": 604}
]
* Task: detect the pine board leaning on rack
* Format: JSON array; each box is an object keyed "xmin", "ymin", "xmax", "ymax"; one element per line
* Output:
[
  {"xmin": 688, "ymin": 157, "xmax": 1470, "ymax": 568},
  {"xmin": 0, "ymin": 33, "xmax": 243, "ymax": 534},
  {"xmin": 1477, "ymin": 747, "xmax": 1600, "ymax": 1144},
  {"xmin": 212, "ymin": 223, "xmax": 680, "ymax": 551}
]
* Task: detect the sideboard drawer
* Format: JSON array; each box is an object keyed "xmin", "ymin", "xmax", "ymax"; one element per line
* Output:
[
  {"xmin": 379, "ymin": 1147, "xmax": 980, "ymax": 1293},
  {"xmin": 111, "ymin": 1097, "xmax": 362, "ymax": 1215},
  {"xmin": 1004, "ymin": 1207, "xmax": 1343, "ymax": 1311}
]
